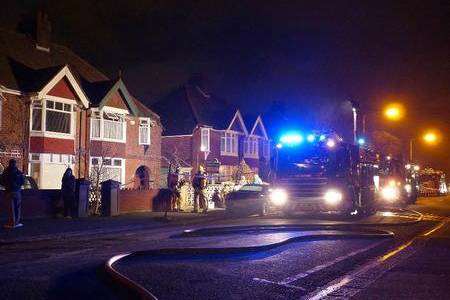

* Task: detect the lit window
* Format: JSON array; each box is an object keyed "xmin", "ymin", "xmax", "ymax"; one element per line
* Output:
[
  {"xmin": 139, "ymin": 118, "xmax": 151, "ymax": 145},
  {"xmin": 201, "ymin": 128, "xmax": 210, "ymax": 151},
  {"xmin": 90, "ymin": 157, "xmax": 124, "ymax": 184}
]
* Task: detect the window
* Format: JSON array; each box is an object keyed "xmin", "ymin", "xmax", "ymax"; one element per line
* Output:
[
  {"xmin": 90, "ymin": 157, "xmax": 124, "ymax": 184},
  {"xmin": 31, "ymin": 103, "xmax": 42, "ymax": 131},
  {"xmin": 221, "ymin": 131, "xmax": 238, "ymax": 156},
  {"xmin": 90, "ymin": 112, "xmax": 126, "ymax": 142},
  {"xmin": 200, "ymin": 128, "xmax": 210, "ymax": 151},
  {"xmin": 244, "ymin": 137, "xmax": 258, "ymax": 158},
  {"xmin": 45, "ymin": 100, "xmax": 71, "ymax": 134},
  {"xmin": 139, "ymin": 118, "xmax": 151, "ymax": 145}
]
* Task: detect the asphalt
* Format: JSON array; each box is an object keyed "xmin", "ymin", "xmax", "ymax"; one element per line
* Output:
[{"xmin": 0, "ymin": 196, "xmax": 448, "ymax": 299}]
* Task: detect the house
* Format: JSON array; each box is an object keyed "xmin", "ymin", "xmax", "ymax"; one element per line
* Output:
[
  {"xmin": 0, "ymin": 12, "xmax": 161, "ymax": 189},
  {"xmin": 152, "ymin": 79, "xmax": 271, "ymax": 183}
]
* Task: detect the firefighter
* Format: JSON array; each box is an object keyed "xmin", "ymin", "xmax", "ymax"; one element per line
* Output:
[{"xmin": 192, "ymin": 165, "xmax": 208, "ymax": 213}]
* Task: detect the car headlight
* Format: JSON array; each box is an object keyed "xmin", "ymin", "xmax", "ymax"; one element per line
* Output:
[
  {"xmin": 270, "ymin": 189, "xmax": 288, "ymax": 206},
  {"xmin": 324, "ymin": 189, "xmax": 343, "ymax": 205},
  {"xmin": 381, "ymin": 186, "xmax": 400, "ymax": 201}
]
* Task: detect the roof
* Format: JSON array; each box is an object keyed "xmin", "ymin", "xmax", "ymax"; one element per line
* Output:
[
  {"xmin": 151, "ymin": 84, "xmax": 236, "ymax": 135},
  {"xmin": 0, "ymin": 27, "xmax": 160, "ymax": 123},
  {"xmin": 0, "ymin": 28, "xmax": 107, "ymax": 90}
]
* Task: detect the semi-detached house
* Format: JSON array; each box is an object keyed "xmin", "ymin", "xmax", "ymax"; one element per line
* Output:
[
  {"xmin": 0, "ymin": 14, "xmax": 161, "ymax": 189},
  {"xmin": 152, "ymin": 81, "xmax": 271, "ymax": 182}
]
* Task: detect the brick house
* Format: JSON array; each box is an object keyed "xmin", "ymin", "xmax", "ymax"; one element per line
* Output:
[
  {"xmin": 152, "ymin": 81, "xmax": 271, "ymax": 183},
  {"xmin": 0, "ymin": 13, "xmax": 161, "ymax": 189}
]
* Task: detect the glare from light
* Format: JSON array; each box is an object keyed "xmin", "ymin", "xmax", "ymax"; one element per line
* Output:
[
  {"xmin": 423, "ymin": 132, "xmax": 438, "ymax": 144},
  {"xmin": 326, "ymin": 139, "xmax": 336, "ymax": 148},
  {"xmin": 307, "ymin": 134, "xmax": 316, "ymax": 142},
  {"xmin": 276, "ymin": 143, "xmax": 283, "ymax": 149},
  {"xmin": 324, "ymin": 189, "xmax": 343, "ymax": 205},
  {"xmin": 357, "ymin": 138, "xmax": 366, "ymax": 145},
  {"xmin": 405, "ymin": 164, "xmax": 411, "ymax": 170},
  {"xmin": 319, "ymin": 135, "xmax": 326, "ymax": 141},
  {"xmin": 270, "ymin": 189, "xmax": 288, "ymax": 206},
  {"xmin": 280, "ymin": 133, "xmax": 304, "ymax": 145},
  {"xmin": 384, "ymin": 103, "xmax": 404, "ymax": 121},
  {"xmin": 404, "ymin": 184, "xmax": 412, "ymax": 193},
  {"xmin": 381, "ymin": 211, "xmax": 395, "ymax": 217},
  {"xmin": 381, "ymin": 186, "xmax": 400, "ymax": 202},
  {"xmin": 386, "ymin": 155, "xmax": 391, "ymax": 160},
  {"xmin": 413, "ymin": 165, "xmax": 420, "ymax": 171}
]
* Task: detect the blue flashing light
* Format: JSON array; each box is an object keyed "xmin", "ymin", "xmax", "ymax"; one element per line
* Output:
[
  {"xmin": 319, "ymin": 134, "xmax": 326, "ymax": 141},
  {"xmin": 280, "ymin": 133, "xmax": 304, "ymax": 145},
  {"xmin": 306, "ymin": 134, "xmax": 316, "ymax": 143},
  {"xmin": 357, "ymin": 138, "xmax": 366, "ymax": 146}
]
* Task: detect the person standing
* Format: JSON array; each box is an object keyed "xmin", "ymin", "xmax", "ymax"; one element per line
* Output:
[
  {"xmin": 61, "ymin": 167, "xmax": 76, "ymax": 218},
  {"xmin": 0, "ymin": 159, "xmax": 25, "ymax": 229},
  {"xmin": 192, "ymin": 165, "xmax": 208, "ymax": 213}
]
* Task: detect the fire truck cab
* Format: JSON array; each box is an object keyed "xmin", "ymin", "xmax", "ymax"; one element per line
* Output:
[{"xmin": 270, "ymin": 132, "xmax": 377, "ymax": 216}]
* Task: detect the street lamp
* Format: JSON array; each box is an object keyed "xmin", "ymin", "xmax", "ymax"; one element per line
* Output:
[
  {"xmin": 383, "ymin": 103, "xmax": 404, "ymax": 121},
  {"xmin": 408, "ymin": 130, "xmax": 439, "ymax": 162}
]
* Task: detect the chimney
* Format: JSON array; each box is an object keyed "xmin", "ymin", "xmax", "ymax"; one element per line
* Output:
[{"xmin": 36, "ymin": 11, "xmax": 51, "ymax": 52}]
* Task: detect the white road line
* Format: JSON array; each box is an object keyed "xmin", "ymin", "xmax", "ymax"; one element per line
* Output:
[
  {"xmin": 252, "ymin": 277, "xmax": 306, "ymax": 291},
  {"xmin": 279, "ymin": 240, "xmax": 386, "ymax": 284},
  {"xmin": 303, "ymin": 219, "xmax": 448, "ymax": 300}
]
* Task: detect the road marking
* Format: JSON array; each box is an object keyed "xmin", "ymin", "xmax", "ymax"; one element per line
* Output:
[
  {"xmin": 279, "ymin": 240, "xmax": 386, "ymax": 284},
  {"xmin": 303, "ymin": 219, "xmax": 448, "ymax": 300},
  {"xmin": 252, "ymin": 239, "xmax": 386, "ymax": 291},
  {"xmin": 252, "ymin": 277, "xmax": 306, "ymax": 291}
]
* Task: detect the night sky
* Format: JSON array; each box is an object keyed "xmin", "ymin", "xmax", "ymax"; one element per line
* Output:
[{"xmin": 1, "ymin": 1, "xmax": 449, "ymax": 173}]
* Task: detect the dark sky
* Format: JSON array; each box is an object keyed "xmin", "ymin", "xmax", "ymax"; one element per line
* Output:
[{"xmin": 1, "ymin": 0, "xmax": 449, "ymax": 172}]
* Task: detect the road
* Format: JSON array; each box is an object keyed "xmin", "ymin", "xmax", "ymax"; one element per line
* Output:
[{"xmin": 0, "ymin": 196, "xmax": 449, "ymax": 299}]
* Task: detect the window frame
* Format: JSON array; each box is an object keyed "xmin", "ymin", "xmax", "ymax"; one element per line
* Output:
[
  {"xmin": 30, "ymin": 98, "xmax": 75, "ymax": 139},
  {"xmin": 89, "ymin": 156, "xmax": 125, "ymax": 184},
  {"xmin": 220, "ymin": 131, "xmax": 239, "ymax": 156},
  {"xmin": 89, "ymin": 110, "xmax": 127, "ymax": 143},
  {"xmin": 200, "ymin": 127, "xmax": 210, "ymax": 152},
  {"xmin": 244, "ymin": 136, "xmax": 259, "ymax": 159},
  {"xmin": 138, "ymin": 117, "xmax": 151, "ymax": 145}
]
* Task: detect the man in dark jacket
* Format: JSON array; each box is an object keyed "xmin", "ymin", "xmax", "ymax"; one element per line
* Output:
[
  {"xmin": 0, "ymin": 159, "xmax": 25, "ymax": 228},
  {"xmin": 61, "ymin": 168, "xmax": 76, "ymax": 218}
]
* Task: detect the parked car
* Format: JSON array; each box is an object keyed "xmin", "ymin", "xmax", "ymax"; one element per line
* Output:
[
  {"xmin": 225, "ymin": 183, "xmax": 285, "ymax": 216},
  {"xmin": 0, "ymin": 176, "xmax": 38, "ymax": 190}
]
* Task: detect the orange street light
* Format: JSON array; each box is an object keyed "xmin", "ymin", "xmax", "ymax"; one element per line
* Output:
[
  {"xmin": 383, "ymin": 103, "xmax": 404, "ymax": 121},
  {"xmin": 423, "ymin": 131, "xmax": 438, "ymax": 144}
]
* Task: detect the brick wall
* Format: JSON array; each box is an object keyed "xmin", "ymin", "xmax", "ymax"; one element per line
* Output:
[
  {"xmin": 0, "ymin": 189, "xmax": 60, "ymax": 219},
  {"xmin": 0, "ymin": 93, "xmax": 28, "ymax": 172},
  {"xmin": 118, "ymin": 188, "xmax": 158, "ymax": 213}
]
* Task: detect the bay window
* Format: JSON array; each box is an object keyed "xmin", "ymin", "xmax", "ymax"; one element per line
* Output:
[
  {"xmin": 221, "ymin": 131, "xmax": 238, "ymax": 156},
  {"xmin": 45, "ymin": 100, "xmax": 71, "ymax": 134},
  {"xmin": 30, "ymin": 100, "xmax": 73, "ymax": 136},
  {"xmin": 139, "ymin": 118, "xmax": 151, "ymax": 145},
  {"xmin": 90, "ymin": 111, "xmax": 126, "ymax": 142}
]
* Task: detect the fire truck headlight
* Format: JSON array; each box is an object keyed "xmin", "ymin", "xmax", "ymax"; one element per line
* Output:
[
  {"xmin": 324, "ymin": 189, "xmax": 343, "ymax": 205},
  {"xmin": 381, "ymin": 186, "xmax": 400, "ymax": 201},
  {"xmin": 270, "ymin": 189, "xmax": 288, "ymax": 206}
]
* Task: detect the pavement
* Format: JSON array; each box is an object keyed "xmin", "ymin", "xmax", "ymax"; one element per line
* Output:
[{"xmin": 0, "ymin": 196, "xmax": 448, "ymax": 299}]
